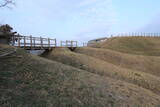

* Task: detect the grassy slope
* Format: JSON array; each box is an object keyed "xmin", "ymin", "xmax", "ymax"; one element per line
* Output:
[
  {"xmin": 98, "ymin": 36, "xmax": 160, "ymax": 56},
  {"xmin": 42, "ymin": 48, "xmax": 160, "ymax": 95},
  {"xmin": 1, "ymin": 45, "xmax": 160, "ymax": 106},
  {"xmin": 75, "ymin": 47, "xmax": 160, "ymax": 77}
]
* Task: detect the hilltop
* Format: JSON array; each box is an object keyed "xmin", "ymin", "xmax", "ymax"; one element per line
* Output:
[
  {"xmin": 1, "ymin": 44, "xmax": 160, "ymax": 106},
  {"xmin": 93, "ymin": 36, "xmax": 160, "ymax": 56}
]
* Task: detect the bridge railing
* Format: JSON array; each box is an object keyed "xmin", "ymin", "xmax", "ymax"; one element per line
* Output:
[
  {"xmin": 12, "ymin": 35, "xmax": 57, "ymax": 49},
  {"xmin": 11, "ymin": 35, "xmax": 79, "ymax": 50},
  {"xmin": 60, "ymin": 40, "xmax": 78, "ymax": 47}
]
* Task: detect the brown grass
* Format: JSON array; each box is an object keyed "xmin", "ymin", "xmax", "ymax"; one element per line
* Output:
[
  {"xmin": 75, "ymin": 47, "xmax": 160, "ymax": 77},
  {"xmin": 96, "ymin": 36, "xmax": 160, "ymax": 56},
  {"xmin": 42, "ymin": 48, "xmax": 160, "ymax": 95},
  {"xmin": 1, "ymin": 44, "xmax": 160, "ymax": 106}
]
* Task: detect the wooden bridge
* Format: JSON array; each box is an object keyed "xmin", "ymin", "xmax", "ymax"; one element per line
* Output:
[{"xmin": 12, "ymin": 35, "xmax": 78, "ymax": 50}]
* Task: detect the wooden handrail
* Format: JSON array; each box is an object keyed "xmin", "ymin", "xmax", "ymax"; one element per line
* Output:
[{"xmin": 12, "ymin": 35, "xmax": 78, "ymax": 50}]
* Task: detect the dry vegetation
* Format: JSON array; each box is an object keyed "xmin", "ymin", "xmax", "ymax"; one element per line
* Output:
[
  {"xmin": 0, "ymin": 45, "xmax": 160, "ymax": 106},
  {"xmin": 1, "ymin": 36, "xmax": 160, "ymax": 107},
  {"xmin": 97, "ymin": 36, "xmax": 160, "ymax": 56},
  {"xmin": 42, "ymin": 48, "xmax": 160, "ymax": 95},
  {"xmin": 75, "ymin": 47, "xmax": 160, "ymax": 77},
  {"xmin": 41, "ymin": 36, "xmax": 160, "ymax": 106}
]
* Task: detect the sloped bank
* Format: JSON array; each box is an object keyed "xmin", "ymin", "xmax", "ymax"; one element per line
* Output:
[
  {"xmin": 1, "ymin": 45, "xmax": 160, "ymax": 107},
  {"xmin": 42, "ymin": 48, "xmax": 160, "ymax": 95}
]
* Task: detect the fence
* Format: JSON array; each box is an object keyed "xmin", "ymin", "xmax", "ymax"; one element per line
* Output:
[
  {"xmin": 114, "ymin": 33, "xmax": 160, "ymax": 37},
  {"xmin": 87, "ymin": 33, "xmax": 160, "ymax": 47},
  {"xmin": 83, "ymin": 43, "xmax": 88, "ymax": 47},
  {"xmin": 11, "ymin": 35, "xmax": 79, "ymax": 50},
  {"xmin": 12, "ymin": 35, "xmax": 56, "ymax": 50},
  {"xmin": 60, "ymin": 40, "xmax": 78, "ymax": 47}
]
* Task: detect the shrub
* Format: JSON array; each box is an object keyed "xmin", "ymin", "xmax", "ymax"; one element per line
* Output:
[{"xmin": 0, "ymin": 24, "xmax": 17, "ymax": 44}]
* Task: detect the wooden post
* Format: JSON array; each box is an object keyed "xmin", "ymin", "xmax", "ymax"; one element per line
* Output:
[
  {"xmin": 60, "ymin": 41, "xmax": 62, "ymax": 47},
  {"xmin": 12, "ymin": 36, "xmax": 15, "ymax": 46},
  {"xmin": 71, "ymin": 41, "xmax": 73, "ymax": 47},
  {"xmin": 33, "ymin": 37, "xmax": 36, "ymax": 47},
  {"xmin": 18, "ymin": 36, "xmax": 20, "ymax": 47},
  {"xmin": 40, "ymin": 37, "xmax": 43, "ymax": 49},
  {"xmin": 30, "ymin": 35, "xmax": 32, "ymax": 49},
  {"xmin": 76, "ymin": 41, "xmax": 78, "ymax": 47},
  {"xmin": 83, "ymin": 43, "xmax": 86, "ymax": 47},
  {"xmin": 48, "ymin": 38, "xmax": 50, "ymax": 48},
  {"xmin": 66, "ymin": 40, "xmax": 68, "ymax": 47},
  {"xmin": 55, "ymin": 39, "xmax": 57, "ymax": 47},
  {"xmin": 24, "ymin": 36, "xmax": 26, "ymax": 48}
]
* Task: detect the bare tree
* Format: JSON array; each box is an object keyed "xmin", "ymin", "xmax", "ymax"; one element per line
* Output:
[{"xmin": 0, "ymin": 0, "xmax": 14, "ymax": 8}]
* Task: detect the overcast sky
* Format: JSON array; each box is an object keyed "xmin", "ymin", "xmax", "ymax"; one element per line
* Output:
[{"xmin": 0, "ymin": 0, "xmax": 160, "ymax": 44}]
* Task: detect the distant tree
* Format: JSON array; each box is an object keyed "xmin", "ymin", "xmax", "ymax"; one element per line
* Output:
[
  {"xmin": 0, "ymin": 24, "xmax": 17, "ymax": 44},
  {"xmin": 0, "ymin": 0, "xmax": 14, "ymax": 8},
  {"xmin": 0, "ymin": 24, "xmax": 13, "ymax": 33}
]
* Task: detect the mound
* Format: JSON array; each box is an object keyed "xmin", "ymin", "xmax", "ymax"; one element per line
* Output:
[
  {"xmin": 1, "ymin": 45, "xmax": 160, "ymax": 107},
  {"xmin": 94, "ymin": 36, "xmax": 160, "ymax": 56},
  {"xmin": 42, "ymin": 48, "xmax": 160, "ymax": 95},
  {"xmin": 75, "ymin": 47, "xmax": 160, "ymax": 77}
]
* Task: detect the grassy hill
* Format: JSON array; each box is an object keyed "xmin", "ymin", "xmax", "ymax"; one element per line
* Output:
[
  {"xmin": 75, "ymin": 47, "xmax": 160, "ymax": 77},
  {"xmin": 95, "ymin": 36, "xmax": 160, "ymax": 56},
  {"xmin": 42, "ymin": 48, "xmax": 160, "ymax": 95},
  {"xmin": 1, "ymin": 45, "xmax": 160, "ymax": 106}
]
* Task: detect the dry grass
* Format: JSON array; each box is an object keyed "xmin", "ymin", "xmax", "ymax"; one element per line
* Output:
[
  {"xmin": 97, "ymin": 36, "xmax": 160, "ymax": 56},
  {"xmin": 75, "ymin": 47, "xmax": 160, "ymax": 77},
  {"xmin": 1, "ymin": 44, "xmax": 160, "ymax": 107},
  {"xmin": 42, "ymin": 48, "xmax": 160, "ymax": 95}
]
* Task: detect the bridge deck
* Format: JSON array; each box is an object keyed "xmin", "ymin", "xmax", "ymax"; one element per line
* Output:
[{"xmin": 15, "ymin": 46, "xmax": 77, "ymax": 50}]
